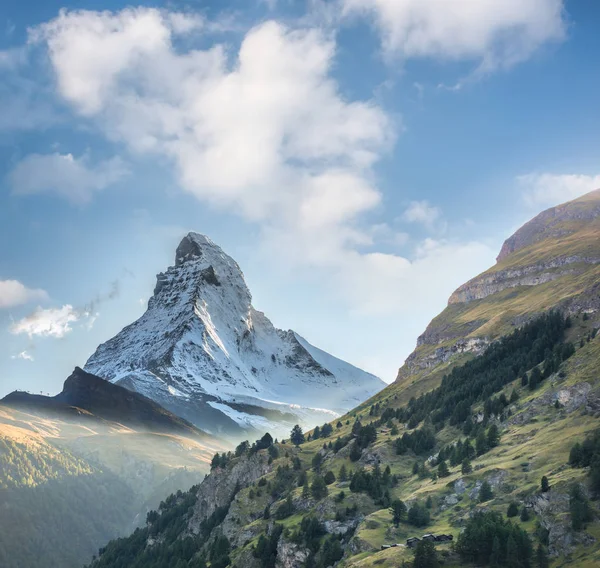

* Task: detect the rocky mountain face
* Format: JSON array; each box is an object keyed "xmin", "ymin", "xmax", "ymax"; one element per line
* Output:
[
  {"xmin": 397, "ymin": 189, "xmax": 600, "ymax": 384},
  {"xmin": 85, "ymin": 233, "xmax": 384, "ymax": 438}
]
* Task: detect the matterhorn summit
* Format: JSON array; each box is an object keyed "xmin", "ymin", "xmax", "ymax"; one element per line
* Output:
[{"xmin": 85, "ymin": 233, "xmax": 384, "ymax": 437}]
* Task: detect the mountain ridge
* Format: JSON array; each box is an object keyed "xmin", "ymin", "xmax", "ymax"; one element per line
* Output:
[{"xmin": 2, "ymin": 366, "xmax": 209, "ymax": 439}]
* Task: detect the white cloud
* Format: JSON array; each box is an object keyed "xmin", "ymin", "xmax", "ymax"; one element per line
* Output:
[
  {"xmin": 341, "ymin": 0, "xmax": 566, "ymax": 70},
  {"xmin": 9, "ymin": 152, "xmax": 128, "ymax": 204},
  {"xmin": 402, "ymin": 200, "xmax": 442, "ymax": 229},
  {"xmin": 11, "ymin": 351, "xmax": 34, "ymax": 362},
  {"xmin": 32, "ymin": 8, "xmax": 496, "ymax": 316},
  {"xmin": 10, "ymin": 304, "xmax": 94, "ymax": 338},
  {"xmin": 518, "ymin": 172, "xmax": 600, "ymax": 208},
  {"xmin": 0, "ymin": 280, "xmax": 48, "ymax": 308}
]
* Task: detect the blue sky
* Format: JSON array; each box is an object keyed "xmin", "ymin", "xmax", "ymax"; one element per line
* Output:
[{"xmin": 1, "ymin": 0, "xmax": 599, "ymax": 397}]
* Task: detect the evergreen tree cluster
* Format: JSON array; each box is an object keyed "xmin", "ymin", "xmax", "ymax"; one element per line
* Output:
[
  {"xmin": 394, "ymin": 426, "xmax": 436, "ymax": 455},
  {"xmin": 569, "ymin": 429, "xmax": 600, "ymax": 494},
  {"xmin": 456, "ymin": 511, "xmax": 533, "ymax": 567},
  {"xmin": 393, "ymin": 312, "xmax": 572, "ymax": 430},
  {"xmin": 311, "ymin": 423, "xmax": 334, "ymax": 440},
  {"xmin": 349, "ymin": 464, "xmax": 397, "ymax": 506}
]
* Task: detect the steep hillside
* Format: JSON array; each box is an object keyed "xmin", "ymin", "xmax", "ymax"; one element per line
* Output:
[
  {"xmin": 393, "ymin": 189, "xmax": 600, "ymax": 403},
  {"xmin": 88, "ymin": 193, "xmax": 600, "ymax": 568},
  {"xmin": 85, "ymin": 233, "xmax": 384, "ymax": 438},
  {"xmin": 88, "ymin": 311, "xmax": 600, "ymax": 568}
]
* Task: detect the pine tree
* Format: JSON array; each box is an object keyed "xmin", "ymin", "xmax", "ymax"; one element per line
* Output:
[
  {"xmin": 570, "ymin": 484, "xmax": 593, "ymax": 530},
  {"xmin": 479, "ymin": 481, "xmax": 493, "ymax": 502},
  {"xmin": 476, "ymin": 431, "xmax": 488, "ymax": 456},
  {"xmin": 302, "ymin": 478, "xmax": 310, "ymax": 499},
  {"xmin": 490, "ymin": 536, "xmax": 501, "ymax": 568},
  {"xmin": 413, "ymin": 539, "xmax": 439, "ymax": 568},
  {"xmin": 311, "ymin": 475, "xmax": 328, "ymax": 500},
  {"xmin": 487, "ymin": 424, "xmax": 500, "ymax": 448},
  {"xmin": 541, "ymin": 476, "xmax": 550, "ymax": 493},
  {"xmin": 506, "ymin": 535, "xmax": 519, "ymax": 567},
  {"xmin": 520, "ymin": 506, "xmax": 530, "ymax": 522},
  {"xmin": 290, "ymin": 425, "xmax": 305, "ymax": 446},
  {"xmin": 461, "ymin": 458, "xmax": 473, "ymax": 475},
  {"xmin": 338, "ymin": 464, "xmax": 348, "ymax": 482},
  {"xmin": 437, "ymin": 460, "xmax": 450, "ymax": 478},
  {"xmin": 507, "ymin": 502, "xmax": 519, "ymax": 518},
  {"xmin": 390, "ymin": 499, "xmax": 407, "ymax": 526},
  {"xmin": 536, "ymin": 544, "xmax": 549, "ymax": 568}
]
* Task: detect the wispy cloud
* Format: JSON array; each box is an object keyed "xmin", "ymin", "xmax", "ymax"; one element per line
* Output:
[
  {"xmin": 518, "ymin": 172, "xmax": 600, "ymax": 208},
  {"xmin": 9, "ymin": 152, "xmax": 128, "ymax": 204}
]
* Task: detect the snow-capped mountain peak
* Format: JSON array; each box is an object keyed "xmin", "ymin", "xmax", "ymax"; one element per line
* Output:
[{"xmin": 84, "ymin": 233, "xmax": 384, "ymax": 438}]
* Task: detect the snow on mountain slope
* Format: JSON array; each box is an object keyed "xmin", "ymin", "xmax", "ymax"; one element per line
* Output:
[{"xmin": 84, "ymin": 233, "xmax": 384, "ymax": 438}]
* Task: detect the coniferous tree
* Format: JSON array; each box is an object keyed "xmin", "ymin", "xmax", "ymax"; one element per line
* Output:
[
  {"xmin": 324, "ymin": 471, "xmax": 336, "ymax": 485},
  {"xmin": 311, "ymin": 476, "xmax": 328, "ymax": 500},
  {"xmin": 290, "ymin": 425, "xmax": 305, "ymax": 446},
  {"xmin": 570, "ymin": 484, "xmax": 593, "ymax": 530},
  {"xmin": 487, "ymin": 424, "xmax": 500, "ymax": 448},
  {"xmin": 536, "ymin": 544, "xmax": 549, "ymax": 568},
  {"xmin": 479, "ymin": 481, "xmax": 493, "ymax": 502},
  {"xmin": 476, "ymin": 431, "xmax": 488, "ymax": 456},
  {"xmin": 338, "ymin": 464, "xmax": 348, "ymax": 482},
  {"xmin": 437, "ymin": 460, "xmax": 450, "ymax": 478},
  {"xmin": 541, "ymin": 476, "xmax": 550, "ymax": 493},
  {"xmin": 390, "ymin": 499, "xmax": 406, "ymax": 526},
  {"xmin": 413, "ymin": 539, "xmax": 439, "ymax": 568},
  {"xmin": 490, "ymin": 536, "xmax": 501, "ymax": 568}
]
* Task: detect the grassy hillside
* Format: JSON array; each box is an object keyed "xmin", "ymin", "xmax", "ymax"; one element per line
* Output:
[{"xmin": 88, "ymin": 310, "xmax": 600, "ymax": 568}]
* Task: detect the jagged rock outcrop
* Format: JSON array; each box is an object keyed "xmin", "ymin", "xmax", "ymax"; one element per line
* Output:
[
  {"xmin": 449, "ymin": 256, "xmax": 599, "ymax": 305},
  {"xmin": 529, "ymin": 486, "xmax": 596, "ymax": 556},
  {"xmin": 85, "ymin": 233, "xmax": 384, "ymax": 437},
  {"xmin": 188, "ymin": 452, "xmax": 272, "ymax": 534}
]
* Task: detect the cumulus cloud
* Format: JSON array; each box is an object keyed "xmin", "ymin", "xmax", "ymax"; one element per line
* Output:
[
  {"xmin": 0, "ymin": 279, "xmax": 48, "ymax": 308},
  {"xmin": 10, "ymin": 304, "xmax": 96, "ymax": 338},
  {"xmin": 9, "ymin": 152, "xmax": 128, "ymax": 204},
  {"xmin": 341, "ymin": 0, "xmax": 566, "ymax": 71},
  {"xmin": 518, "ymin": 172, "xmax": 600, "ymax": 208},
  {"xmin": 31, "ymin": 7, "xmax": 496, "ymax": 316}
]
